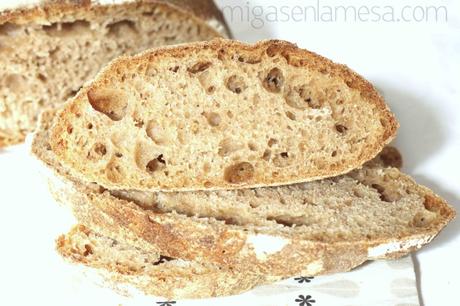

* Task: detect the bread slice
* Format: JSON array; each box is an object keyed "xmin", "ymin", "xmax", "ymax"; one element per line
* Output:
[
  {"xmin": 49, "ymin": 39, "xmax": 398, "ymax": 191},
  {"xmin": 0, "ymin": 0, "xmax": 227, "ymax": 147},
  {"xmin": 33, "ymin": 110, "xmax": 454, "ymax": 279},
  {"xmin": 57, "ymin": 224, "xmax": 270, "ymax": 299}
]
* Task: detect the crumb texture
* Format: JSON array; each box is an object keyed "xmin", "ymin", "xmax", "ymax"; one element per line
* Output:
[
  {"xmin": 112, "ymin": 165, "xmax": 450, "ymax": 243},
  {"xmin": 0, "ymin": 1, "xmax": 222, "ymax": 146},
  {"xmin": 51, "ymin": 39, "xmax": 398, "ymax": 191}
]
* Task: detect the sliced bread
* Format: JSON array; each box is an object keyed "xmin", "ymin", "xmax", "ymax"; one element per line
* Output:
[
  {"xmin": 57, "ymin": 224, "xmax": 269, "ymax": 299},
  {"xmin": 49, "ymin": 39, "xmax": 398, "ymax": 191},
  {"xmin": 33, "ymin": 110, "xmax": 454, "ymax": 278},
  {"xmin": 0, "ymin": 0, "xmax": 227, "ymax": 147}
]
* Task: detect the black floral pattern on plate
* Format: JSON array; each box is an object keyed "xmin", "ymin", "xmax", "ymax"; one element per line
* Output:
[
  {"xmin": 156, "ymin": 301, "xmax": 176, "ymax": 306},
  {"xmin": 295, "ymin": 294, "xmax": 316, "ymax": 306},
  {"xmin": 294, "ymin": 276, "xmax": 314, "ymax": 283}
]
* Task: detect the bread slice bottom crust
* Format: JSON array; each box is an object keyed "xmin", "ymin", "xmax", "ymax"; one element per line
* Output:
[{"xmin": 57, "ymin": 224, "xmax": 270, "ymax": 299}]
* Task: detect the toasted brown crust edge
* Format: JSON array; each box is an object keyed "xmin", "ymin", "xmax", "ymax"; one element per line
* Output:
[
  {"xmin": 55, "ymin": 226, "xmax": 268, "ymax": 299},
  {"xmin": 50, "ymin": 38, "xmax": 399, "ymax": 191}
]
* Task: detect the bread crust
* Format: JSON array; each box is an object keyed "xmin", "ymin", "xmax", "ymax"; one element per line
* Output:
[
  {"xmin": 57, "ymin": 225, "xmax": 268, "ymax": 299},
  {"xmin": 50, "ymin": 39, "xmax": 399, "ymax": 191}
]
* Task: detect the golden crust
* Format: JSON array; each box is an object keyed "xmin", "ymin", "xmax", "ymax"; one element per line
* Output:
[
  {"xmin": 56, "ymin": 225, "xmax": 268, "ymax": 299},
  {"xmin": 50, "ymin": 39, "xmax": 399, "ymax": 191}
]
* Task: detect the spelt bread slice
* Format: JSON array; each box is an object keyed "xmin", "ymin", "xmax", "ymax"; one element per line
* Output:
[
  {"xmin": 49, "ymin": 39, "xmax": 398, "ymax": 191},
  {"xmin": 34, "ymin": 111, "xmax": 454, "ymax": 278},
  {"xmin": 0, "ymin": 0, "xmax": 227, "ymax": 147},
  {"xmin": 57, "ymin": 224, "xmax": 269, "ymax": 299}
]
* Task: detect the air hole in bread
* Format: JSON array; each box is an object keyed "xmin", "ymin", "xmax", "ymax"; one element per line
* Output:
[
  {"xmin": 220, "ymin": 217, "xmax": 239, "ymax": 225},
  {"xmin": 218, "ymin": 138, "xmax": 242, "ymax": 157},
  {"xmin": 134, "ymin": 118, "xmax": 144, "ymax": 128},
  {"xmin": 370, "ymin": 183, "xmax": 398, "ymax": 202},
  {"xmin": 155, "ymin": 255, "xmax": 174, "ymax": 265},
  {"xmin": 206, "ymin": 86, "xmax": 216, "ymax": 94},
  {"xmin": 268, "ymin": 138, "xmax": 278, "ymax": 147},
  {"xmin": 169, "ymin": 66, "xmax": 179, "ymax": 73},
  {"xmin": 273, "ymin": 152, "xmax": 292, "ymax": 167},
  {"xmin": 107, "ymin": 20, "xmax": 137, "ymax": 36},
  {"xmin": 83, "ymin": 244, "xmax": 93, "ymax": 256},
  {"xmin": 224, "ymin": 162, "xmax": 254, "ymax": 183},
  {"xmin": 87, "ymin": 143, "xmax": 107, "ymax": 160},
  {"xmin": 267, "ymin": 216, "xmax": 295, "ymax": 227},
  {"xmin": 265, "ymin": 45, "xmax": 278, "ymax": 57},
  {"xmin": 5, "ymin": 74, "xmax": 26, "ymax": 92},
  {"xmin": 203, "ymin": 181, "xmax": 212, "ymax": 188},
  {"xmin": 146, "ymin": 120, "xmax": 167, "ymax": 145},
  {"xmin": 285, "ymin": 111, "xmax": 296, "ymax": 121},
  {"xmin": 331, "ymin": 150, "xmax": 337, "ymax": 157},
  {"xmin": 42, "ymin": 20, "xmax": 90, "ymax": 37},
  {"xmin": 66, "ymin": 125, "xmax": 73, "ymax": 134},
  {"xmin": 188, "ymin": 61, "xmax": 212, "ymax": 74},
  {"xmin": 412, "ymin": 211, "xmax": 436, "ymax": 227},
  {"xmin": 225, "ymin": 75, "xmax": 247, "ymax": 94},
  {"xmin": 202, "ymin": 112, "xmax": 221, "ymax": 127},
  {"xmin": 217, "ymin": 48, "xmax": 226, "ymax": 60},
  {"xmin": 262, "ymin": 68, "xmax": 284, "ymax": 93},
  {"xmin": 87, "ymin": 88, "xmax": 128, "ymax": 121},
  {"xmin": 423, "ymin": 195, "xmax": 439, "ymax": 212},
  {"xmin": 203, "ymin": 162, "xmax": 211, "ymax": 173},
  {"xmin": 285, "ymin": 84, "xmax": 323, "ymax": 109},
  {"xmin": 146, "ymin": 154, "xmax": 166, "ymax": 173},
  {"xmin": 353, "ymin": 187, "xmax": 366, "ymax": 198},
  {"xmin": 105, "ymin": 160, "xmax": 124, "ymax": 183},
  {"xmin": 236, "ymin": 54, "xmax": 261, "ymax": 64},
  {"xmin": 248, "ymin": 142, "xmax": 258, "ymax": 151},
  {"xmin": 262, "ymin": 149, "xmax": 271, "ymax": 161},
  {"xmin": 0, "ymin": 22, "xmax": 21, "ymax": 36},
  {"xmin": 335, "ymin": 124, "xmax": 348, "ymax": 134},
  {"xmin": 37, "ymin": 73, "xmax": 47, "ymax": 83},
  {"xmin": 93, "ymin": 143, "xmax": 107, "ymax": 156},
  {"xmin": 87, "ymin": 123, "xmax": 93, "ymax": 129}
]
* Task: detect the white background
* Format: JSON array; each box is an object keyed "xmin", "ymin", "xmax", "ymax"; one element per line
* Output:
[{"xmin": 0, "ymin": 0, "xmax": 459, "ymax": 305}]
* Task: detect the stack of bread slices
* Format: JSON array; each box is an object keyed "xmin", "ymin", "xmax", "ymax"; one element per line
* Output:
[
  {"xmin": 31, "ymin": 38, "xmax": 455, "ymax": 298},
  {"xmin": 19, "ymin": 1, "xmax": 454, "ymax": 301}
]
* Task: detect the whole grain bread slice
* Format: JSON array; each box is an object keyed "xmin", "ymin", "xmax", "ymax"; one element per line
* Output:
[
  {"xmin": 33, "ymin": 110, "xmax": 454, "ymax": 279},
  {"xmin": 0, "ymin": 0, "xmax": 227, "ymax": 147},
  {"xmin": 49, "ymin": 39, "xmax": 398, "ymax": 191},
  {"xmin": 57, "ymin": 224, "xmax": 269, "ymax": 299}
]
